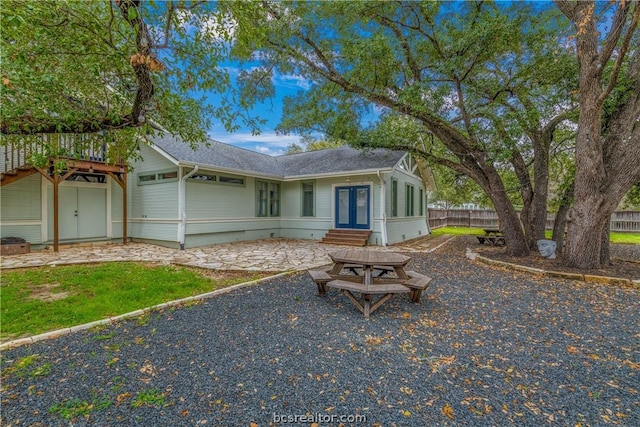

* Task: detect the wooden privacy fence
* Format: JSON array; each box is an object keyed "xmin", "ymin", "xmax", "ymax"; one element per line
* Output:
[{"xmin": 428, "ymin": 209, "xmax": 640, "ymax": 233}]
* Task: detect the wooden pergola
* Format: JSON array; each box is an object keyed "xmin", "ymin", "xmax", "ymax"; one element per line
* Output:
[{"xmin": 1, "ymin": 135, "xmax": 128, "ymax": 251}]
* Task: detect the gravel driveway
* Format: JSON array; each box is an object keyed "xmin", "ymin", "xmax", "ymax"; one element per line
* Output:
[{"xmin": 2, "ymin": 241, "xmax": 638, "ymax": 426}]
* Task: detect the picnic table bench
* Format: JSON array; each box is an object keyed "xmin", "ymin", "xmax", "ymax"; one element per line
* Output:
[
  {"xmin": 402, "ymin": 270, "xmax": 433, "ymax": 303},
  {"xmin": 476, "ymin": 228, "xmax": 506, "ymax": 246},
  {"xmin": 307, "ymin": 250, "xmax": 434, "ymax": 318},
  {"xmin": 308, "ymin": 269, "xmax": 332, "ymax": 295},
  {"xmin": 327, "ymin": 279, "xmax": 410, "ymax": 318}
]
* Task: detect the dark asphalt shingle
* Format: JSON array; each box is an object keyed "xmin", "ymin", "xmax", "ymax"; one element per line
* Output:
[{"xmin": 151, "ymin": 134, "xmax": 406, "ymax": 178}]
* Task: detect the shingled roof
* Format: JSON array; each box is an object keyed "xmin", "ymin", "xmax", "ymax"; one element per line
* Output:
[{"xmin": 151, "ymin": 133, "xmax": 406, "ymax": 178}]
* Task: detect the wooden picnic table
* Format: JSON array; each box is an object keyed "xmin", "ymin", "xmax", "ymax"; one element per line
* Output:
[
  {"xmin": 328, "ymin": 249, "xmax": 411, "ymax": 285},
  {"xmin": 306, "ymin": 249, "xmax": 431, "ymax": 318},
  {"xmin": 477, "ymin": 229, "xmax": 506, "ymax": 246},
  {"xmin": 327, "ymin": 250, "xmax": 410, "ymax": 318}
]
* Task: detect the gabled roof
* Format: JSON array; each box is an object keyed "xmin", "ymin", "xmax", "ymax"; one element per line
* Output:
[
  {"xmin": 151, "ymin": 133, "xmax": 281, "ymax": 177},
  {"xmin": 277, "ymin": 146, "xmax": 406, "ymax": 178},
  {"xmin": 150, "ymin": 133, "xmax": 407, "ymax": 179}
]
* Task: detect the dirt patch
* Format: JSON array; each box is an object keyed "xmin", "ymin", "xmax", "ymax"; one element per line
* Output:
[
  {"xmin": 170, "ymin": 265, "xmax": 278, "ymax": 283},
  {"xmin": 28, "ymin": 283, "xmax": 72, "ymax": 302},
  {"xmin": 195, "ymin": 269, "xmax": 270, "ymax": 280},
  {"xmin": 460, "ymin": 236, "xmax": 640, "ymax": 280}
]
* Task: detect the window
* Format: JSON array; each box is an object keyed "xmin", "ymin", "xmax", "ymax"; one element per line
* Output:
[
  {"xmin": 219, "ymin": 175, "xmax": 245, "ymax": 185},
  {"xmin": 419, "ymin": 188, "xmax": 424, "ymax": 216},
  {"xmin": 137, "ymin": 169, "xmax": 178, "ymax": 185},
  {"xmin": 187, "ymin": 171, "xmax": 244, "ymax": 186},
  {"xmin": 391, "ymin": 179, "xmax": 398, "ymax": 217},
  {"xmin": 257, "ymin": 181, "xmax": 268, "ymax": 217},
  {"xmin": 301, "ymin": 181, "xmax": 315, "ymax": 216},
  {"xmin": 138, "ymin": 173, "xmax": 156, "ymax": 183},
  {"xmin": 270, "ymin": 183, "xmax": 280, "ymax": 216},
  {"xmin": 257, "ymin": 180, "xmax": 280, "ymax": 217},
  {"xmin": 406, "ymin": 184, "xmax": 414, "ymax": 216},
  {"xmin": 190, "ymin": 172, "xmax": 217, "ymax": 182},
  {"xmin": 158, "ymin": 171, "xmax": 178, "ymax": 180}
]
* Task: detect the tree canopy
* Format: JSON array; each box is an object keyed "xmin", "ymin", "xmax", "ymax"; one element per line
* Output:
[
  {"xmin": 225, "ymin": 1, "xmax": 583, "ymax": 257},
  {"xmin": 0, "ymin": 0, "xmax": 262, "ymax": 146},
  {"xmin": 225, "ymin": 0, "xmax": 638, "ymax": 267}
]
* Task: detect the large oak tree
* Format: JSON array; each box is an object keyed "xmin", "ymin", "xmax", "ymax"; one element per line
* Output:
[
  {"xmin": 230, "ymin": 1, "xmax": 579, "ymax": 257},
  {"xmin": 554, "ymin": 0, "xmax": 640, "ymax": 268}
]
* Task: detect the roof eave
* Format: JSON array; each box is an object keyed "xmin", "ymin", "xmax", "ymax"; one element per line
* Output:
[
  {"xmin": 282, "ymin": 167, "xmax": 395, "ymax": 181},
  {"xmin": 177, "ymin": 161, "xmax": 284, "ymax": 180}
]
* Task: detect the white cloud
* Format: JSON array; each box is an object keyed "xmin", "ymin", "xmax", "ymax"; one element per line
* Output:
[
  {"xmin": 275, "ymin": 73, "xmax": 312, "ymax": 90},
  {"xmin": 200, "ymin": 13, "xmax": 237, "ymax": 42},
  {"xmin": 207, "ymin": 130, "xmax": 301, "ymax": 156},
  {"xmin": 174, "ymin": 9, "xmax": 236, "ymax": 43}
]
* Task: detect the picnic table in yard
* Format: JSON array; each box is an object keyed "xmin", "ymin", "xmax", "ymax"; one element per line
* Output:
[
  {"xmin": 307, "ymin": 249, "xmax": 432, "ymax": 318},
  {"xmin": 476, "ymin": 228, "xmax": 506, "ymax": 246}
]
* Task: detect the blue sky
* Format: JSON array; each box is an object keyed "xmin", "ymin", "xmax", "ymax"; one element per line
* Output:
[
  {"xmin": 164, "ymin": 6, "xmax": 312, "ymax": 157},
  {"xmin": 205, "ymin": 68, "xmax": 311, "ymax": 156}
]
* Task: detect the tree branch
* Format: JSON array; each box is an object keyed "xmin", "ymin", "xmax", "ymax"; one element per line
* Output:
[
  {"xmin": 598, "ymin": 3, "xmax": 639, "ymax": 104},
  {"xmin": 0, "ymin": 0, "xmax": 160, "ymax": 135},
  {"xmin": 373, "ymin": 14, "xmax": 422, "ymax": 83}
]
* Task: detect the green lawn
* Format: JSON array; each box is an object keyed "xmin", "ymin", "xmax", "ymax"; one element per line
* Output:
[
  {"xmin": 431, "ymin": 226, "xmax": 640, "ymax": 244},
  {"xmin": 431, "ymin": 226, "xmax": 486, "ymax": 236},
  {"xmin": 1, "ymin": 262, "xmax": 271, "ymax": 342}
]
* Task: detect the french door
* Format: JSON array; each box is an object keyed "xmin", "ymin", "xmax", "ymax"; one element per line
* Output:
[{"xmin": 335, "ymin": 186, "xmax": 370, "ymax": 229}]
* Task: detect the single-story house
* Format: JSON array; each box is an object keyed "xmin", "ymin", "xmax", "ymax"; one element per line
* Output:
[{"xmin": 1, "ymin": 133, "xmax": 433, "ymax": 249}]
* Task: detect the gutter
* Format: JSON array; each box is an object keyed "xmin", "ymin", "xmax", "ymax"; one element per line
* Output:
[
  {"xmin": 177, "ymin": 161, "xmax": 282, "ymax": 181},
  {"xmin": 377, "ymin": 170, "xmax": 388, "ymax": 246},
  {"xmin": 178, "ymin": 165, "xmax": 199, "ymax": 250}
]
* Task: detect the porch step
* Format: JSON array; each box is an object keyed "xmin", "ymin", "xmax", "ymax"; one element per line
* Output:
[{"xmin": 321, "ymin": 229, "xmax": 372, "ymax": 247}]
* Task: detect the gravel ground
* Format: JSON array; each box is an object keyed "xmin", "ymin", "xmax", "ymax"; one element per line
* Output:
[
  {"xmin": 1, "ymin": 240, "xmax": 639, "ymax": 426},
  {"xmin": 611, "ymin": 243, "xmax": 640, "ymax": 262}
]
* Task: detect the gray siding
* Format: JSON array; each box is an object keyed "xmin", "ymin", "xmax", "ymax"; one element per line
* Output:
[
  {"xmin": 185, "ymin": 176, "xmax": 254, "ymax": 219},
  {"xmin": 183, "ymin": 175, "xmax": 282, "ymax": 246},
  {"xmin": 0, "ymin": 174, "xmax": 43, "ymax": 243},
  {"xmin": 385, "ymin": 169, "xmax": 429, "ymax": 244},
  {"xmin": 1, "ymin": 173, "xmax": 41, "ymax": 220},
  {"xmin": 0, "ymin": 224, "xmax": 42, "ymax": 244},
  {"xmin": 129, "ymin": 220, "xmax": 179, "ymax": 243},
  {"xmin": 131, "ymin": 181, "xmax": 178, "ymax": 219},
  {"xmin": 128, "ymin": 144, "xmax": 179, "ymax": 243}
]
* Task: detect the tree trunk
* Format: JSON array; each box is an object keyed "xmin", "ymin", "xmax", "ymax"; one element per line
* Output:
[
  {"xmin": 530, "ymin": 148, "xmax": 550, "ymax": 249},
  {"xmin": 552, "ymin": 205, "xmax": 569, "ymax": 256},
  {"xmin": 511, "ymin": 129, "xmax": 553, "ymax": 251},
  {"xmin": 600, "ymin": 220, "xmax": 611, "ymax": 266},
  {"xmin": 557, "ymin": 0, "xmax": 640, "ymax": 268},
  {"xmin": 564, "ymin": 196, "xmax": 609, "ymax": 268},
  {"xmin": 552, "ymin": 182, "xmax": 574, "ymax": 255},
  {"xmin": 495, "ymin": 199, "xmax": 529, "ymax": 257},
  {"xmin": 484, "ymin": 173, "xmax": 530, "ymax": 257},
  {"xmin": 520, "ymin": 202, "xmax": 534, "ymax": 249}
]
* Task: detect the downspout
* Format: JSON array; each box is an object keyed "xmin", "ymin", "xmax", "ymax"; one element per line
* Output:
[
  {"xmin": 377, "ymin": 170, "xmax": 388, "ymax": 246},
  {"xmin": 178, "ymin": 165, "xmax": 198, "ymax": 250}
]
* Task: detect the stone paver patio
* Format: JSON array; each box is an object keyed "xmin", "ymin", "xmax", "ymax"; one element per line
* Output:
[{"xmin": 0, "ymin": 235, "xmax": 454, "ymax": 272}]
